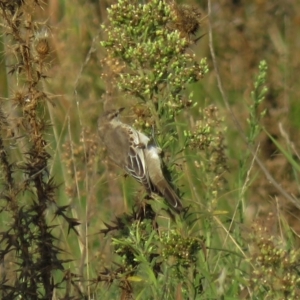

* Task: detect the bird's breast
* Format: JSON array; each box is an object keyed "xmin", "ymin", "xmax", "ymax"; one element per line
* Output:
[{"xmin": 146, "ymin": 145, "xmax": 160, "ymax": 159}]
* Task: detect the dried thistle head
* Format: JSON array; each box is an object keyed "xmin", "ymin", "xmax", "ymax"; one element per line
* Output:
[
  {"xmin": 11, "ymin": 88, "xmax": 27, "ymax": 106},
  {"xmin": 34, "ymin": 29, "xmax": 50, "ymax": 58},
  {"xmin": 170, "ymin": 3, "xmax": 202, "ymax": 41},
  {"xmin": 35, "ymin": 38, "xmax": 49, "ymax": 57}
]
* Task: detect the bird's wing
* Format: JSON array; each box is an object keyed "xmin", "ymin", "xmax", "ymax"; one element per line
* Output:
[{"xmin": 124, "ymin": 128, "xmax": 152, "ymax": 193}]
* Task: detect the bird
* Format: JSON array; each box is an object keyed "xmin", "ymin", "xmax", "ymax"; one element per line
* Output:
[{"xmin": 98, "ymin": 107, "xmax": 183, "ymax": 213}]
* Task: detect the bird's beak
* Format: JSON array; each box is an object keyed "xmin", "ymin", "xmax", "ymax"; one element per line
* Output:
[{"xmin": 118, "ymin": 107, "xmax": 125, "ymax": 113}]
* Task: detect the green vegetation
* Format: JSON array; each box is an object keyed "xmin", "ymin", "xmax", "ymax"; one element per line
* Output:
[{"xmin": 0, "ymin": 0, "xmax": 300, "ymax": 299}]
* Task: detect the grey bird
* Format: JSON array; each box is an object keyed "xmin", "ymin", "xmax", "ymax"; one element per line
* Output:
[{"xmin": 98, "ymin": 107, "xmax": 183, "ymax": 213}]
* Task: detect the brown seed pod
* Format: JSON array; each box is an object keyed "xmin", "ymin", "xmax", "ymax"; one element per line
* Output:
[
  {"xmin": 170, "ymin": 3, "xmax": 202, "ymax": 41},
  {"xmin": 35, "ymin": 38, "xmax": 49, "ymax": 57}
]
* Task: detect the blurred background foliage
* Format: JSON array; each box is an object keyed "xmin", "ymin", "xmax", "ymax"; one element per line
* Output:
[{"xmin": 1, "ymin": 0, "xmax": 300, "ymax": 299}]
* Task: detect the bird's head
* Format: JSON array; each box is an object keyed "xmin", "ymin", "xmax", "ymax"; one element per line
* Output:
[{"xmin": 98, "ymin": 107, "xmax": 125, "ymax": 124}]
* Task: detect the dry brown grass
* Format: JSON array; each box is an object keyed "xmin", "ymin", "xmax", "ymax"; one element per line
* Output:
[{"xmin": 1, "ymin": 0, "xmax": 300, "ymax": 298}]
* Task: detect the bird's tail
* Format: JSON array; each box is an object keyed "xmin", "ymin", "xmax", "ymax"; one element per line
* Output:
[{"xmin": 154, "ymin": 179, "xmax": 183, "ymax": 213}]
